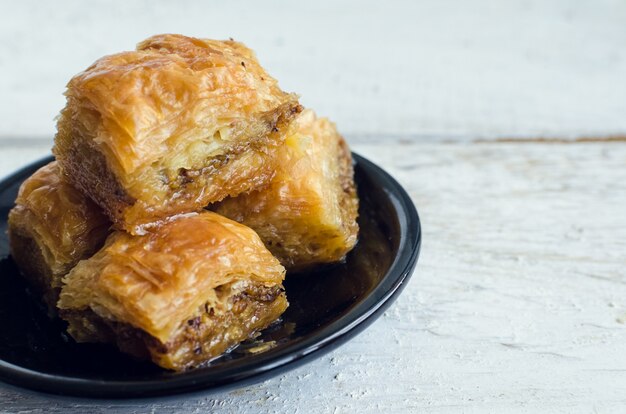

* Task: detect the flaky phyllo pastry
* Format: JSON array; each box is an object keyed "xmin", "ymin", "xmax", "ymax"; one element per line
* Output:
[
  {"xmin": 8, "ymin": 162, "xmax": 110, "ymax": 314},
  {"xmin": 57, "ymin": 212, "xmax": 288, "ymax": 371},
  {"xmin": 8, "ymin": 34, "xmax": 360, "ymax": 371},
  {"xmin": 212, "ymin": 109, "xmax": 359, "ymax": 270},
  {"xmin": 53, "ymin": 34, "xmax": 302, "ymax": 234}
]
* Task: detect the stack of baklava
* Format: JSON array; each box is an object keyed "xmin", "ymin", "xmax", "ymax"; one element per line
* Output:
[{"xmin": 7, "ymin": 34, "xmax": 359, "ymax": 371}]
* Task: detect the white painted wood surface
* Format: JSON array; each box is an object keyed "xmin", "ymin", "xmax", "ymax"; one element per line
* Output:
[
  {"xmin": 1, "ymin": 139, "xmax": 626, "ymax": 413},
  {"xmin": 2, "ymin": 1, "xmax": 626, "ymax": 413},
  {"xmin": 1, "ymin": 0, "xmax": 626, "ymax": 140}
]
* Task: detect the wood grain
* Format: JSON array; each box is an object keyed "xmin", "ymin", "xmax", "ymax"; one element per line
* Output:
[
  {"xmin": 1, "ymin": 0, "xmax": 626, "ymax": 139},
  {"xmin": 1, "ymin": 138, "xmax": 625, "ymax": 413}
]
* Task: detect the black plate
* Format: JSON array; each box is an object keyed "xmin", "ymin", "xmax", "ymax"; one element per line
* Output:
[{"xmin": 0, "ymin": 153, "xmax": 421, "ymax": 399}]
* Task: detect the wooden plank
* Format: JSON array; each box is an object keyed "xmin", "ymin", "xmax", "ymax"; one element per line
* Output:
[
  {"xmin": 1, "ymin": 0, "xmax": 626, "ymax": 139},
  {"xmin": 1, "ymin": 140, "xmax": 625, "ymax": 412}
]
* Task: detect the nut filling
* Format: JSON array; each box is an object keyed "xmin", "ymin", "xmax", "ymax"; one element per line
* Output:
[{"xmin": 61, "ymin": 282, "xmax": 287, "ymax": 371}]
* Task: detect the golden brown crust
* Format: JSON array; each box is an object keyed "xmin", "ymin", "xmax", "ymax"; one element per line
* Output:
[
  {"xmin": 53, "ymin": 34, "xmax": 302, "ymax": 234},
  {"xmin": 58, "ymin": 211, "xmax": 287, "ymax": 370},
  {"xmin": 212, "ymin": 110, "xmax": 359, "ymax": 271},
  {"xmin": 7, "ymin": 162, "xmax": 111, "ymax": 313}
]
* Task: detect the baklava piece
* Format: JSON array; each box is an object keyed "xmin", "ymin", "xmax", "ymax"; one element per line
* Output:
[
  {"xmin": 212, "ymin": 110, "xmax": 359, "ymax": 271},
  {"xmin": 57, "ymin": 212, "xmax": 288, "ymax": 371},
  {"xmin": 53, "ymin": 34, "xmax": 302, "ymax": 234},
  {"xmin": 8, "ymin": 162, "xmax": 110, "ymax": 313}
]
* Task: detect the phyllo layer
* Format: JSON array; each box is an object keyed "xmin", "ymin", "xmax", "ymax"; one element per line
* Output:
[
  {"xmin": 53, "ymin": 33, "xmax": 302, "ymax": 234},
  {"xmin": 212, "ymin": 110, "xmax": 359, "ymax": 271},
  {"xmin": 8, "ymin": 162, "xmax": 111, "ymax": 313},
  {"xmin": 58, "ymin": 211, "xmax": 288, "ymax": 371}
]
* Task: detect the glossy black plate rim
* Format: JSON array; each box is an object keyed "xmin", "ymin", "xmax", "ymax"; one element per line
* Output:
[{"xmin": 0, "ymin": 153, "xmax": 421, "ymax": 400}]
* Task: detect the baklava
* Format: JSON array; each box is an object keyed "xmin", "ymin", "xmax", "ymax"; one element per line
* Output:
[
  {"xmin": 212, "ymin": 110, "xmax": 359, "ymax": 271},
  {"xmin": 58, "ymin": 211, "xmax": 288, "ymax": 371},
  {"xmin": 8, "ymin": 162, "xmax": 110, "ymax": 313},
  {"xmin": 53, "ymin": 34, "xmax": 302, "ymax": 234}
]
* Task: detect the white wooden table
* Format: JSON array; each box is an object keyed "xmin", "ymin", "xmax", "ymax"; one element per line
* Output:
[{"xmin": 2, "ymin": 1, "xmax": 626, "ymax": 412}]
